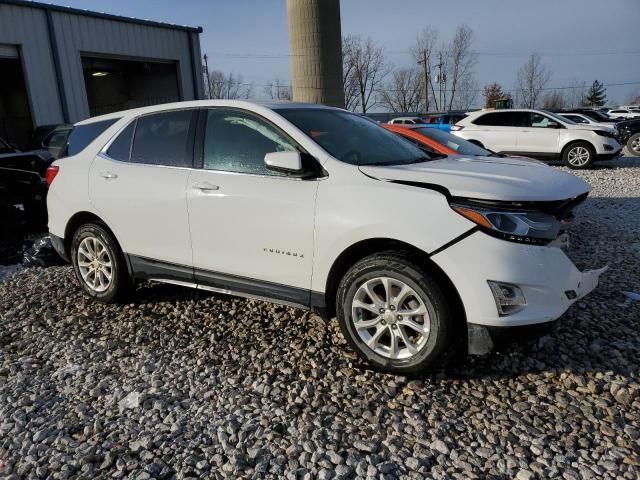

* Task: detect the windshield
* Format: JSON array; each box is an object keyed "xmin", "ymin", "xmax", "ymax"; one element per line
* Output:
[
  {"xmin": 414, "ymin": 128, "xmax": 491, "ymax": 156},
  {"xmin": 543, "ymin": 110, "xmax": 575, "ymax": 125},
  {"xmin": 578, "ymin": 111, "xmax": 609, "ymax": 122},
  {"xmin": 277, "ymin": 108, "xmax": 428, "ymax": 166}
]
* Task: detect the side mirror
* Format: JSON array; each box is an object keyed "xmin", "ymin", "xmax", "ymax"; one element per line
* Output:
[
  {"xmin": 547, "ymin": 121, "xmax": 561, "ymax": 129},
  {"xmin": 264, "ymin": 151, "xmax": 303, "ymax": 174}
]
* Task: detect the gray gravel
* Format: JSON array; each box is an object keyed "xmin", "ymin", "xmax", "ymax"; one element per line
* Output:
[{"xmin": 1, "ymin": 157, "xmax": 639, "ymax": 479}]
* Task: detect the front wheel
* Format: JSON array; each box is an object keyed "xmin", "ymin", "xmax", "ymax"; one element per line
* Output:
[
  {"xmin": 627, "ymin": 133, "xmax": 640, "ymax": 157},
  {"xmin": 71, "ymin": 223, "xmax": 132, "ymax": 302},
  {"xmin": 336, "ymin": 252, "xmax": 452, "ymax": 374},
  {"xmin": 563, "ymin": 142, "xmax": 595, "ymax": 169}
]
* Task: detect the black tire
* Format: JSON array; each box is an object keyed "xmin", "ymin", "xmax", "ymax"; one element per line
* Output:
[
  {"xmin": 70, "ymin": 222, "xmax": 132, "ymax": 303},
  {"xmin": 336, "ymin": 251, "xmax": 452, "ymax": 374},
  {"xmin": 627, "ymin": 133, "xmax": 640, "ymax": 157},
  {"xmin": 562, "ymin": 141, "xmax": 595, "ymax": 169}
]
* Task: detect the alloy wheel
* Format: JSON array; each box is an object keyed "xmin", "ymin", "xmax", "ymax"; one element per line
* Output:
[
  {"xmin": 567, "ymin": 146, "xmax": 591, "ymax": 167},
  {"xmin": 77, "ymin": 236, "xmax": 113, "ymax": 292},
  {"xmin": 351, "ymin": 276, "xmax": 431, "ymax": 360},
  {"xmin": 631, "ymin": 137, "xmax": 640, "ymax": 154}
]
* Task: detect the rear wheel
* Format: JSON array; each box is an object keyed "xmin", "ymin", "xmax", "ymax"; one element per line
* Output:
[
  {"xmin": 336, "ymin": 252, "xmax": 452, "ymax": 374},
  {"xmin": 71, "ymin": 223, "xmax": 132, "ymax": 302},
  {"xmin": 627, "ymin": 133, "xmax": 640, "ymax": 157},
  {"xmin": 563, "ymin": 141, "xmax": 595, "ymax": 169}
]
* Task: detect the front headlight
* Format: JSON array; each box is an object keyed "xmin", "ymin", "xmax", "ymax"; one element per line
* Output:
[{"xmin": 451, "ymin": 204, "xmax": 561, "ymax": 244}]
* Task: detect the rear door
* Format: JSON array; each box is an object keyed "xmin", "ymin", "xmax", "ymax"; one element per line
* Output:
[
  {"xmin": 516, "ymin": 112, "xmax": 561, "ymax": 154},
  {"xmin": 471, "ymin": 111, "xmax": 518, "ymax": 152},
  {"xmin": 89, "ymin": 109, "xmax": 197, "ymax": 276}
]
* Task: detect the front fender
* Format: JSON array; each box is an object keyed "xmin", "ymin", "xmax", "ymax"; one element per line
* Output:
[{"xmin": 311, "ymin": 174, "xmax": 473, "ymax": 293}]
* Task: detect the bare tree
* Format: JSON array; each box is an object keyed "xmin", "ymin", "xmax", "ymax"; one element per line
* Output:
[
  {"xmin": 542, "ymin": 90, "xmax": 566, "ymax": 110},
  {"xmin": 263, "ymin": 78, "xmax": 292, "ymax": 101},
  {"xmin": 411, "ymin": 27, "xmax": 439, "ymax": 111},
  {"xmin": 564, "ymin": 78, "xmax": 587, "ymax": 108},
  {"xmin": 342, "ymin": 35, "xmax": 389, "ymax": 113},
  {"xmin": 445, "ymin": 25, "xmax": 476, "ymax": 111},
  {"xmin": 342, "ymin": 36, "xmax": 360, "ymax": 111},
  {"xmin": 625, "ymin": 88, "xmax": 640, "ymax": 105},
  {"xmin": 379, "ymin": 68, "xmax": 424, "ymax": 112},
  {"xmin": 515, "ymin": 53, "xmax": 551, "ymax": 108},
  {"xmin": 208, "ymin": 70, "xmax": 252, "ymax": 100},
  {"xmin": 451, "ymin": 75, "xmax": 479, "ymax": 110}
]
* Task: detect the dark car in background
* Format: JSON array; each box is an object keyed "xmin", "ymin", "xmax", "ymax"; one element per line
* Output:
[
  {"xmin": 616, "ymin": 118, "xmax": 640, "ymax": 156},
  {"xmin": 29, "ymin": 124, "xmax": 73, "ymax": 159}
]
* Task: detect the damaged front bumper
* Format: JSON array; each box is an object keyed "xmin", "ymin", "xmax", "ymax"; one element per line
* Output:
[{"xmin": 429, "ymin": 230, "xmax": 608, "ymax": 354}]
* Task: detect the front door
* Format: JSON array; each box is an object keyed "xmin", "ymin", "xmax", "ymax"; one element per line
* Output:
[
  {"xmin": 516, "ymin": 112, "xmax": 561, "ymax": 154},
  {"xmin": 89, "ymin": 109, "xmax": 197, "ymax": 274},
  {"xmin": 186, "ymin": 108, "xmax": 318, "ymax": 305}
]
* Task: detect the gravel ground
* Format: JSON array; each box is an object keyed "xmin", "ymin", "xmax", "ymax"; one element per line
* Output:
[{"xmin": 1, "ymin": 157, "xmax": 639, "ymax": 480}]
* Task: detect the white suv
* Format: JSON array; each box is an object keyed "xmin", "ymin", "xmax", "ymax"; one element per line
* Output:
[
  {"xmin": 452, "ymin": 109, "xmax": 622, "ymax": 169},
  {"xmin": 47, "ymin": 101, "xmax": 605, "ymax": 373}
]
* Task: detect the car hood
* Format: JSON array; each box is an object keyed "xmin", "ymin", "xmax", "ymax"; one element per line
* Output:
[
  {"xmin": 359, "ymin": 156, "xmax": 591, "ymax": 202},
  {"xmin": 617, "ymin": 118, "xmax": 640, "ymax": 129}
]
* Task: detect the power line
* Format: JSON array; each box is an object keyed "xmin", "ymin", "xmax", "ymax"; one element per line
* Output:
[{"xmin": 205, "ymin": 50, "xmax": 640, "ymax": 59}]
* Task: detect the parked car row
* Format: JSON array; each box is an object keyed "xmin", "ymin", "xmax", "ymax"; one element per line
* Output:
[
  {"xmin": 45, "ymin": 100, "xmax": 606, "ymax": 373},
  {"xmin": 449, "ymin": 108, "xmax": 623, "ymax": 169},
  {"xmin": 0, "ymin": 123, "xmax": 71, "ymax": 236},
  {"xmin": 387, "ymin": 113, "xmax": 465, "ymax": 133}
]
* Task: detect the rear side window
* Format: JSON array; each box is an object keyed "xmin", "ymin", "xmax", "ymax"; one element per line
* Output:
[
  {"xmin": 106, "ymin": 121, "xmax": 136, "ymax": 162},
  {"xmin": 473, "ymin": 112, "xmax": 516, "ymax": 127},
  {"xmin": 130, "ymin": 110, "xmax": 195, "ymax": 167},
  {"xmin": 66, "ymin": 118, "xmax": 119, "ymax": 156}
]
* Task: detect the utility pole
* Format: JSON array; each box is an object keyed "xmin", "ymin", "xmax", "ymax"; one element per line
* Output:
[
  {"xmin": 417, "ymin": 49, "xmax": 430, "ymax": 113},
  {"xmin": 436, "ymin": 52, "xmax": 445, "ymax": 112},
  {"xmin": 203, "ymin": 54, "xmax": 211, "ymax": 99}
]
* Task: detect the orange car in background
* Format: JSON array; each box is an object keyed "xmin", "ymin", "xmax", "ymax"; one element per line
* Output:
[{"xmin": 383, "ymin": 123, "xmax": 494, "ymax": 157}]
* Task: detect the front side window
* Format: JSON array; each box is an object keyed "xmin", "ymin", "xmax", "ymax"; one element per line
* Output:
[
  {"xmin": 277, "ymin": 108, "xmax": 426, "ymax": 166},
  {"xmin": 203, "ymin": 109, "xmax": 297, "ymax": 176},
  {"xmin": 130, "ymin": 110, "xmax": 194, "ymax": 167},
  {"xmin": 473, "ymin": 112, "xmax": 516, "ymax": 127},
  {"xmin": 526, "ymin": 113, "xmax": 552, "ymax": 128}
]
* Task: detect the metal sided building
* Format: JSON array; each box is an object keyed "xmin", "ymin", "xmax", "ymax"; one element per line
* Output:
[{"xmin": 0, "ymin": 0, "xmax": 204, "ymax": 148}]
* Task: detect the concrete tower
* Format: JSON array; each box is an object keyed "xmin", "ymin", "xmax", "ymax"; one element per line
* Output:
[{"xmin": 286, "ymin": 0, "xmax": 344, "ymax": 107}]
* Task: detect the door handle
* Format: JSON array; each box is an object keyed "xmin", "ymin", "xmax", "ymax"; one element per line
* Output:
[
  {"xmin": 192, "ymin": 182, "xmax": 219, "ymax": 192},
  {"xmin": 99, "ymin": 171, "xmax": 118, "ymax": 180}
]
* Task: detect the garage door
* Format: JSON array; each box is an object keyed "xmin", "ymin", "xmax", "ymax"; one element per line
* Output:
[{"xmin": 82, "ymin": 55, "xmax": 181, "ymax": 117}]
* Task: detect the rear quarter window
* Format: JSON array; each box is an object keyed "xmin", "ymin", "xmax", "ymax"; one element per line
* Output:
[{"xmin": 65, "ymin": 118, "xmax": 119, "ymax": 157}]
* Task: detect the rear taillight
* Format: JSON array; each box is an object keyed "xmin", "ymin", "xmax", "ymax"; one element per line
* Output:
[
  {"xmin": 450, "ymin": 125, "xmax": 464, "ymax": 131},
  {"xmin": 46, "ymin": 165, "xmax": 59, "ymax": 186}
]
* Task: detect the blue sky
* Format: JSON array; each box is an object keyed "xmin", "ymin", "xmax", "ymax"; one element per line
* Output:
[{"xmin": 49, "ymin": 0, "xmax": 640, "ymax": 105}]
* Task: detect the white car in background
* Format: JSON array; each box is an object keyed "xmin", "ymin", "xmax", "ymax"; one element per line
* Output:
[
  {"xmin": 452, "ymin": 109, "xmax": 622, "ymax": 169},
  {"xmin": 558, "ymin": 113, "xmax": 617, "ymax": 131},
  {"xmin": 607, "ymin": 108, "xmax": 640, "ymax": 119},
  {"xmin": 47, "ymin": 101, "xmax": 604, "ymax": 373},
  {"xmin": 388, "ymin": 117, "xmax": 424, "ymax": 125}
]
